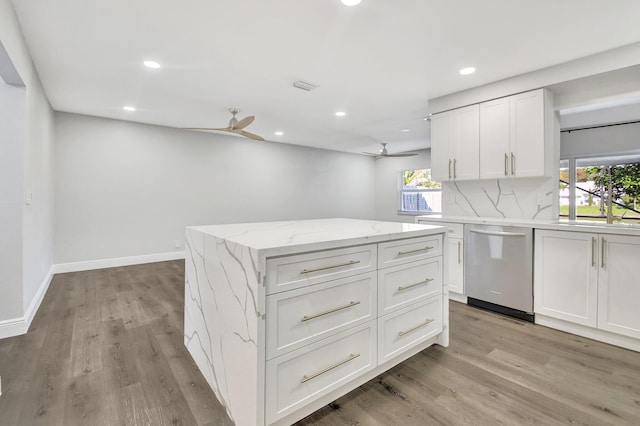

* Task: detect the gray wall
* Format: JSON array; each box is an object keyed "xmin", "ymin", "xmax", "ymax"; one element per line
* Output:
[
  {"xmin": 373, "ymin": 149, "xmax": 431, "ymax": 223},
  {"xmin": 54, "ymin": 112, "xmax": 376, "ymax": 263},
  {"xmin": 0, "ymin": 80, "xmax": 25, "ymax": 320},
  {"xmin": 1, "ymin": 0, "xmax": 55, "ymax": 324}
]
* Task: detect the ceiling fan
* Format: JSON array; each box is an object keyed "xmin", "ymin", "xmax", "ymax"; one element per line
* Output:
[
  {"xmin": 183, "ymin": 108, "xmax": 265, "ymax": 141},
  {"xmin": 363, "ymin": 143, "xmax": 418, "ymax": 159}
]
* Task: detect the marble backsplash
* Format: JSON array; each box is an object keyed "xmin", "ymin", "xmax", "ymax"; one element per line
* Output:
[{"xmin": 442, "ymin": 177, "xmax": 557, "ymax": 221}]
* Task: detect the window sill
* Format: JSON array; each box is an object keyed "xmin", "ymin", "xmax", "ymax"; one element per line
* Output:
[{"xmin": 397, "ymin": 211, "xmax": 441, "ymax": 216}]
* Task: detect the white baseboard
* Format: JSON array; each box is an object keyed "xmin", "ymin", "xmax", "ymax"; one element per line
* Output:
[
  {"xmin": 449, "ymin": 292, "xmax": 467, "ymax": 304},
  {"xmin": 0, "ymin": 251, "xmax": 185, "ymax": 340},
  {"xmin": 0, "ymin": 265, "xmax": 54, "ymax": 340},
  {"xmin": 52, "ymin": 251, "xmax": 185, "ymax": 274},
  {"xmin": 536, "ymin": 314, "xmax": 640, "ymax": 353}
]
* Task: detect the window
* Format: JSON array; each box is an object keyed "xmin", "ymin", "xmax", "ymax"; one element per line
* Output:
[
  {"xmin": 399, "ymin": 169, "xmax": 442, "ymax": 214},
  {"xmin": 560, "ymin": 154, "xmax": 640, "ymax": 224}
]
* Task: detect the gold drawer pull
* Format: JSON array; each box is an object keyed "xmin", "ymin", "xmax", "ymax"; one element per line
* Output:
[
  {"xmin": 301, "ymin": 301, "xmax": 361, "ymax": 322},
  {"xmin": 398, "ymin": 319, "xmax": 434, "ymax": 337},
  {"xmin": 397, "ymin": 278, "xmax": 434, "ymax": 292},
  {"xmin": 301, "ymin": 353, "xmax": 360, "ymax": 383},
  {"xmin": 300, "ymin": 260, "xmax": 360, "ymax": 274},
  {"xmin": 397, "ymin": 246, "xmax": 434, "ymax": 256}
]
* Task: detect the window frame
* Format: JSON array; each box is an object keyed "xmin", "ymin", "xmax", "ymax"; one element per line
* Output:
[{"xmin": 397, "ymin": 169, "xmax": 442, "ymax": 215}]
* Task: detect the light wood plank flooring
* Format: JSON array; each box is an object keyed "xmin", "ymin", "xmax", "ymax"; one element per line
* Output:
[{"xmin": 0, "ymin": 260, "xmax": 638, "ymax": 425}]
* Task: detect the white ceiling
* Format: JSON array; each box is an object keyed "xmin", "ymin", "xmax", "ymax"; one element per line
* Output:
[{"xmin": 10, "ymin": 0, "xmax": 640, "ymax": 154}]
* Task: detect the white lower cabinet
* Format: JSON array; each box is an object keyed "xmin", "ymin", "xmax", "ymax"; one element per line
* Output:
[
  {"xmin": 446, "ymin": 237, "xmax": 464, "ymax": 295},
  {"xmin": 265, "ymin": 322, "xmax": 376, "ymax": 424},
  {"xmin": 264, "ymin": 235, "xmax": 447, "ymax": 424},
  {"xmin": 535, "ymin": 230, "xmax": 640, "ymax": 343},
  {"xmin": 415, "ymin": 219, "xmax": 465, "ymax": 298},
  {"xmin": 598, "ymin": 234, "xmax": 640, "ymax": 339},
  {"xmin": 378, "ymin": 296, "xmax": 442, "ymax": 363},
  {"xmin": 534, "ymin": 230, "xmax": 598, "ymax": 326}
]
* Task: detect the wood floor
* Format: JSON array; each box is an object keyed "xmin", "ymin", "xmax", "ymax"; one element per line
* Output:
[{"xmin": 0, "ymin": 261, "xmax": 638, "ymax": 425}]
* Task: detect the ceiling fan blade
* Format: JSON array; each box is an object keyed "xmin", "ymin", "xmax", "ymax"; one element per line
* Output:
[
  {"xmin": 362, "ymin": 152, "xmax": 382, "ymax": 157},
  {"xmin": 384, "ymin": 152, "xmax": 419, "ymax": 157},
  {"xmin": 182, "ymin": 127, "xmax": 232, "ymax": 131},
  {"xmin": 232, "ymin": 116, "xmax": 255, "ymax": 130},
  {"xmin": 238, "ymin": 130, "xmax": 265, "ymax": 141}
]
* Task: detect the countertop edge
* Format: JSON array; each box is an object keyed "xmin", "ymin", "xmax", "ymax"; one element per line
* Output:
[{"xmin": 415, "ymin": 215, "xmax": 640, "ymax": 236}]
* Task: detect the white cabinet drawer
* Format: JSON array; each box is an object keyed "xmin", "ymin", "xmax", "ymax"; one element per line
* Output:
[
  {"xmin": 266, "ymin": 244, "xmax": 377, "ymax": 295},
  {"xmin": 265, "ymin": 322, "xmax": 376, "ymax": 424},
  {"xmin": 266, "ymin": 272, "xmax": 376, "ymax": 360},
  {"xmin": 378, "ymin": 296, "xmax": 442, "ymax": 364},
  {"xmin": 439, "ymin": 222, "xmax": 464, "ymax": 238},
  {"xmin": 378, "ymin": 235, "xmax": 442, "ymax": 269},
  {"xmin": 378, "ymin": 258, "xmax": 442, "ymax": 316}
]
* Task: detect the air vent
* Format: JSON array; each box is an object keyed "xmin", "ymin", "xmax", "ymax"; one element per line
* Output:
[{"xmin": 293, "ymin": 81, "xmax": 318, "ymax": 91}]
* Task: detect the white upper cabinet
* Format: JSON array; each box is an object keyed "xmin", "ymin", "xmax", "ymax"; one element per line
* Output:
[
  {"xmin": 480, "ymin": 89, "xmax": 546, "ymax": 179},
  {"xmin": 509, "ymin": 90, "xmax": 546, "ymax": 177},
  {"xmin": 479, "ymin": 97, "xmax": 510, "ymax": 179},
  {"xmin": 433, "ymin": 88, "xmax": 551, "ymax": 182},
  {"xmin": 430, "ymin": 105, "xmax": 479, "ymax": 182},
  {"xmin": 430, "ymin": 111, "xmax": 453, "ymax": 182},
  {"xmin": 453, "ymin": 105, "xmax": 480, "ymax": 180}
]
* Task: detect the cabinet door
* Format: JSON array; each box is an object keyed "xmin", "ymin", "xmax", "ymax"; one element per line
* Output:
[
  {"xmin": 598, "ymin": 235, "xmax": 640, "ymax": 339},
  {"xmin": 510, "ymin": 89, "xmax": 545, "ymax": 177},
  {"xmin": 479, "ymin": 97, "xmax": 510, "ymax": 179},
  {"xmin": 430, "ymin": 111, "xmax": 453, "ymax": 181},
  {"xmin": 447, "ymin": 238, "xmax": 464, "ymax": 294},
  {"xmin": 452, "ymin": 104, "xmax": 479, "ymax": 180},
  {"xmin": 534, "ymin": 230, "xmax": 598, "ymax": 326}
]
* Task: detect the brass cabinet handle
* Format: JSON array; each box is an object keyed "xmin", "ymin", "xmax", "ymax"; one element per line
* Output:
[
  {"xmin": 504, "ymin": 153, "xmax": 509, "ymax": 176},
  {"xmin": 601, "ymin": 237, "xmax": 606, "ymax": 268},
  {"xmin": 453, "ymin": 158, "xmax": 457, "ymax": 179},
  {"xmin": 300, "ymin": 260, "xmax": 360, "ymax": 275},
  {"xmin": 397, "ymin": 278, "xmax": 434, "ymax": 292},
  {"xmin": 511, "ymin": 152, "xmax": 515, "ymax": 176},
  {"xmin": 397, "ymin": 246, "xmax": 433, "ymax": 256},
  {"xmin": 398, "ymin": 319, "xmax": 434, "ymax": 337},
  {"xmin": 301, "ymin": 353, "xmax": 360, "ymax": 383},
  {"xmin": 448, "ymin": 159, "xmax": 452, "ymax": 179},
  {"xmin": 301, "ymin": 301, "xmax": 361, "ymax": 322},
  {"xmin": 591, "ymin": 237, "xmax": 596, "ymax": 267}
]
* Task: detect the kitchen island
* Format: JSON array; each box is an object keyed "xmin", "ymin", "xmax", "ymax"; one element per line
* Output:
[{"xmin": 184, "ymin": 218, "xmax": 448, "ymax": 426}]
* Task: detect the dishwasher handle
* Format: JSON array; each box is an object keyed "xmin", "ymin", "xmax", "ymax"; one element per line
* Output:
[{"xmin": 469, "ymin": 228, "xmax": 528, "ymax": 237}]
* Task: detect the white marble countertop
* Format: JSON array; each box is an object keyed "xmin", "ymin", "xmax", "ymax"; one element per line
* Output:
[
  {"xmin": 415, "ymin": 215, "xmax": 640, "ymax": 236},
  {"xmin": 189, "ymin": 218, "xmax": 447, "ymax": 257}
]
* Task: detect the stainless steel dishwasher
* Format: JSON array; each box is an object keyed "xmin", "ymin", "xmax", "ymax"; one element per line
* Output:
[{"xmin": 464, "ymin": 224, "xmax": 534, "ymax": 322}]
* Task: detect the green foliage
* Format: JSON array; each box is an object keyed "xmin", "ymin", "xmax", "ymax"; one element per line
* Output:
[
  {"xmin": 589, "ymin": 163, "xmax": 640, "ymax": 210},
  {"xmin": 402, "ymin": 169, "xmax": 441, "ymax": 189}
]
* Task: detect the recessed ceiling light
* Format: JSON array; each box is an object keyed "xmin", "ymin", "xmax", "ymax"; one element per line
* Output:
[
  {"xmin": 123, "ymin": 106, "xmax": 136, "ymax": 112},
  {"xmin": 144, "ymin": 60, "xmax": 161, "ymax": 69},
  {"xmin": 459, "ymin": 67, "xmax": 476, "ymax": 75},
  {"xmin": 341, "ymin": 0, "xmax": 361, "ymax": 6},
  {"xmin": 400, "ymin": 128, "xmax": 411, "ymax": 133},
  {"xmin": 335, "ymin": 111, "xmax": 347, "ymax": 117},
  {"xmin": 275, "ymin": 131, "xmax": 284, "ymax": 136}
]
